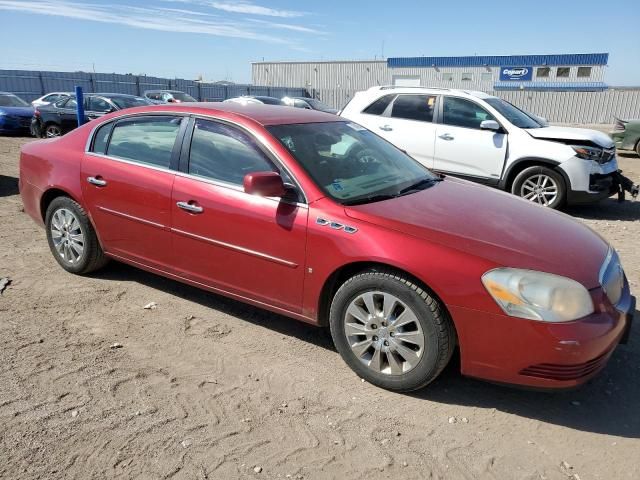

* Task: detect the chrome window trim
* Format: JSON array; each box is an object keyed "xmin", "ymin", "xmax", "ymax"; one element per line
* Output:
[
  {"xmin": 85, "ymin": 151, "xmax": 176, "ymax": 175},
  {"xmin": 84, "ymin": 110, "xmax": 308, "ymax": 205}
]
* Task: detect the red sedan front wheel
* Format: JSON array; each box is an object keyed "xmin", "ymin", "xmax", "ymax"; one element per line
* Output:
[{"xmin": 329, "ymin": 270, "xmax": 456, "ymax": 391}]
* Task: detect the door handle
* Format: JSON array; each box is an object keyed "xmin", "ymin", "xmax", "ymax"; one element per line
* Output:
[
  {"xmin": 87, "ymin": 176, "xmax": 107, "ymax": 187},
  {"xmin": 438, "ymin": 133, "xmax": 454, "ymax": 141},
  {"xmin": 379, "ymin": 125, "xmax": 393, "ymax": 132},
  {"xmin": 177, "ymin": 201, "xmax": 204, "ymax": 214}
]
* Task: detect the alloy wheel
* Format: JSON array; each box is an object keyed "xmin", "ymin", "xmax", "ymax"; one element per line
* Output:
[
  {"xmin": 50, "ymin": 208, "xmax": 85, "ymax": 264},
  {"xmin": 344, "ymin": 291, "xmax": 425, "ymax": 375},
  {"xmin": 45, "ymin": 125, "xmax": 62, "ymax": 137},
  {"xmin": 520, "ymin": 174, "xmax": 559, "ymax": 206}
]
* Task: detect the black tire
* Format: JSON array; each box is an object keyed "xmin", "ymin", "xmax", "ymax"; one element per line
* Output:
[
  {"xmin": 635, "ymin": 139, "xmax": 640, "ymax": 158},
  {"xmin": 329, "ymin": 270, "xmax": 456, "ymax": 392},
  {"xmin": 511, "ymin": 165, "xmax": 566, "ymax": 209},
  {"xmin": 45, "ymin": 196, "xmax": 108, "ymax": 274}
]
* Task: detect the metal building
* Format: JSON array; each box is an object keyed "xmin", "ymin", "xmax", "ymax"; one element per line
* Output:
[{"xmin": 252, "ymin": 53, "xmax": 640, "ymax": 123}]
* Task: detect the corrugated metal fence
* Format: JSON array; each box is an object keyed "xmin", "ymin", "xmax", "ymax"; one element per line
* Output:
[
  {"xmin": 308, "ymin": 87, "xmax": 640, "ymax": 124},
  {"xmin": 498, "ymin": 89, "xmax": 640, "ymax": 124},
  {"xmin": 0, "ymin": 69, "xmax": 308, "ymax": 103}
]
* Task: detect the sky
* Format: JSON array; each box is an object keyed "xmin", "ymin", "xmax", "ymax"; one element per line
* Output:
[{"xmin": 0, "ymin": 0, "xmax": 639, "ymax": 85}]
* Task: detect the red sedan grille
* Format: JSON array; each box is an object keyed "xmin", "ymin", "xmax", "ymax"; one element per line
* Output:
[{"xmin": 519, "ymin": 352, "xmax": 611, "ymax": 381}]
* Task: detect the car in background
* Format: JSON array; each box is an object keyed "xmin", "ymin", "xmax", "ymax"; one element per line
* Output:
[
  {"xmin": 31, "ymin": 92, "xmax": 73, "ymax": 107},
  {"xmin": 32, "ymin": 93, "xmax": 150, "ymax": 137},
  {"xmin": 19, "ymin": 102, "xmax": 635, "ymax": 392},
  {"xmin": 0, "ymin": 92, "xmax": 34, "ymax": 135},
  {"xmin": 341, "ymin": 86, "xmax": 637, "ymax": 208},
  {"xmin": 224, "ymin": 96, "xmax": 285, "ymax": 106},
  {"xmin": 612, "ymin": 117, "xmax": 640, "ymax": 157},
  {"xmin": 144, "ymin": 90, "xmax": 197, "ymax": 104},
  {"xmin": 282, "ymin": 96, "xmax": 338, "ymax": 114}
]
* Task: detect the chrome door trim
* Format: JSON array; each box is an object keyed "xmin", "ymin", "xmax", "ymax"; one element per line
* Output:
[
  {"xmin": 171, "ymin": 227, "xmax": 299, "ymax": 269},
  {"xmin": 96, "ymin": 205, "xmax": 167, "ymax": 230}
]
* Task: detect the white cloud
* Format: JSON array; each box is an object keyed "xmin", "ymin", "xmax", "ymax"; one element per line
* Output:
[
  {"xmin": 247, "ymin": 18, "xmax": 324, "ymax": 34},
  {"xmin": 0, "ymin": 0, "xmax": 309, "ymax": 43},
  {"xmin": 210, "ymin": 1, "xmax": 307, "ymax": 18}
]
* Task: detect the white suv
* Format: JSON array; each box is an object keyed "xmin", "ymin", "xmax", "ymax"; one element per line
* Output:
[{"xmin": 341, "ymin": 86, "xmax": 626, "ymax": 208}]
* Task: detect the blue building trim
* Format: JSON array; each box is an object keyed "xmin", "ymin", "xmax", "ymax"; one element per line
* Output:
[
  {"xmin": 388, "ymin": 53, "xmax": 608, "ymax": 68},
  {"xmin": 493, "ymin": 81, "xmax": 608, "ymax": 92}
]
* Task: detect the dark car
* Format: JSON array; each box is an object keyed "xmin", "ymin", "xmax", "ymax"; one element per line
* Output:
[
  {"xmin": 223, "ymin": 96, "xmax": 285, "ymax": 106},
  {"xmin": 32, "ymin": 93, "xmax": 150, "ymax": 137},
  {"xmin": 0, "ymin": 92, "xmax": 34, "ymax": 135},
  {"xmin": 144, "ymin": 90, "xmax": 197, "ymax": 104},
  {"xmin": 282, "ymin": 96, "xmax": 338, "ymax": 114},
  {"xmin": 612, "ymin": 117, "xmax": 640, "ymax": 157}
]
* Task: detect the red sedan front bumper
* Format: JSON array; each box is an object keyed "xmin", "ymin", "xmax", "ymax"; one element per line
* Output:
[{"xmin": 450, "ymin": 287, "xmax": 635, "ymax": 389}]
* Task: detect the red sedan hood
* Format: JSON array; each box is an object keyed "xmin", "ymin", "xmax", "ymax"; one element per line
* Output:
[{"xmin": 344, "ymin": 178, "xmax": 608, "ymax": 288}]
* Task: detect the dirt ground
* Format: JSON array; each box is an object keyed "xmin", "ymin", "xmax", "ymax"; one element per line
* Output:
[{"xmin": 1, "ymin": 134, "xmax": 639, "ymax": 480}]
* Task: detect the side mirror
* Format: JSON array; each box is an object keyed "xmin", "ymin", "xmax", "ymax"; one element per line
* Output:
[
  {"xmin": 243, "ymin": 171, "xmax": 286, "ymax": 197},
  {"xmin": 480, "ymin": 120, "xmax": 501, "ymax": 131}
]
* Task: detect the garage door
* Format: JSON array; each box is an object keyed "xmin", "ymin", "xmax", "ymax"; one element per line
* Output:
[{"xmin": 392, "ymin": 75, "xmax": 421, "ymax": 87}]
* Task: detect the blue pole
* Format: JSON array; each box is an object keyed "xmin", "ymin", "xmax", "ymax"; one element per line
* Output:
[{"xmin": 75, "ymin": 85, "xmax": 85, "ymax": 127}]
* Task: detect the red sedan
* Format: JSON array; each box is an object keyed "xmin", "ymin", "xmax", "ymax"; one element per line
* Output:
[{"xmin": 19, "ymin": 103, "xmax": 635, "ymax": 391}]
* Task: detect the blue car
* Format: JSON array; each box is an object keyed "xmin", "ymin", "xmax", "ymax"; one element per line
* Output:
[{"xmin": 0, "ymin": 92, "xmax": 34, "ymax": 135}]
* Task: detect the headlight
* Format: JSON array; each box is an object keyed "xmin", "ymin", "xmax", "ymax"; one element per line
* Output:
[
  {"xmin": 571, "ymin": 145, "xmax": 603, "ymax": 161},
  {"xmin": 482, "ymin": 268, "xmax": 594, "ymax": 322}
]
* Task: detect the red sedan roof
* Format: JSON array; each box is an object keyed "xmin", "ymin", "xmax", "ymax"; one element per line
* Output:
[{"xmin": 140, "ymin": 102, "xmax": 341, "ymax": 126}]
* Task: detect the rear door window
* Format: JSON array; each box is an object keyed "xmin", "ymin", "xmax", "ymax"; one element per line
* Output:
[
  {"xmin": 106, "ymin": 116, "xmax": 182, "ymax": 169},
  {"xmin": 442, "ymin": 97, "xmax": 496, "ymax": 129},
  {"xmin": 390, "ymin": 95, "xmax": 437, "ymax": 122}
]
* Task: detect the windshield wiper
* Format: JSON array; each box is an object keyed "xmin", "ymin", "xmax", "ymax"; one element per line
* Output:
[
  {"xmin": 342, "ymin": 193, "xmax": 400, "ymax": 206},
  {"xmin": 398, "ymin": 177, "xmax": 442, "ymax": 195}
]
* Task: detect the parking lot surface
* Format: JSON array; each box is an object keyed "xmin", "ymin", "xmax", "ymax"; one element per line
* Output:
[{"xmin": 1, "ymin": 136, "xmax": 639, "ymax": 479}]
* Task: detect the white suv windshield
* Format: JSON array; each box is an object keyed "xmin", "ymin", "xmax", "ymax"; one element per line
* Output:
[
  {"xmin": 267, "ymin": 121, "xmax": 439, "ymax": 205},
  {"xmin": 485, "ymin": 98, "xmax": 541, "ymax": 129}
]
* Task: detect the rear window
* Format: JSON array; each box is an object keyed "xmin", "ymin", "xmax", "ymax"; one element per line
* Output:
[
  {"xmin": 110, "ymin": 96, "xmax": 149, "ymax": 109},
  {"xmin": 171, "ymin": 92, "xmax": 196, "ymax": 102},
  {"xmin": 362, "ymin": 94, "xmax": 395, "ymax": 115},
  {"xmin": 255, "ymin": 97, "xmax": 284, "ymax": 105}
]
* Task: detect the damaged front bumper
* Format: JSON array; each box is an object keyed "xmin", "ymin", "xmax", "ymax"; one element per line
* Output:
[{"xmin": 567, "ymin": 170, "xmax": 638, "ymax": 204}]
